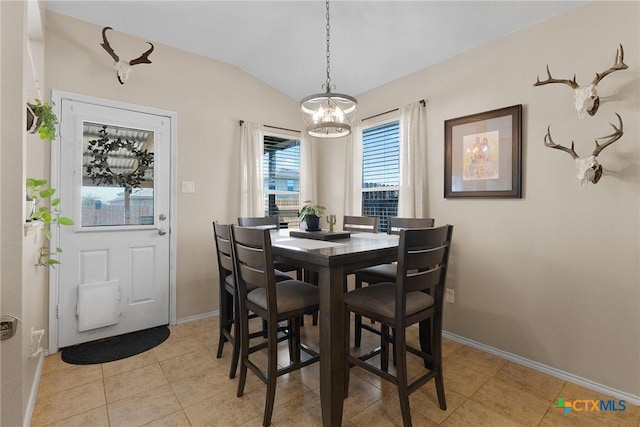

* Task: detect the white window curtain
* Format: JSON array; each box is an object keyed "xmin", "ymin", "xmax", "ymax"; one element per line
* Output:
[
  {"xmin": 398, "ymin": 101, "xmax": 428, "ymax": 217},
  {"xmin": 239, "ymin": 121, "xmax": 264, "ymax": 217},
  {"xmin": 299, "ymin": 131, "xmax": 317, "ymax": 204},
  {"xmin": 343, "ymin": 121, "xmax": 363, "ymax": 215}
]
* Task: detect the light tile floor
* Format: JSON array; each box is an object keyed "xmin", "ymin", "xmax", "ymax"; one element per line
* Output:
[{"xmin": 32, "ymin": 316, "xmax": 639, "ymax": 426}]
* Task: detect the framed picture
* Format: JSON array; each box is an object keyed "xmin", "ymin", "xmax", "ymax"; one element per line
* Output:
[{"xmin": 444, "ymin": 104, "xmax": 522, "ymax": 198}]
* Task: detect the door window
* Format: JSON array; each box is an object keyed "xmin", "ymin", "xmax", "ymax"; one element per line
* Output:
[{"xmin": 81, "ymin": 122, "xmax": 155, "ymax": 227}]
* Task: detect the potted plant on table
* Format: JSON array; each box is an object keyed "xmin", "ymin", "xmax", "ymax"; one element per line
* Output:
[
  {"xmin": 299, "ymin": 200, "xmax": 326, "ymax": 231},
  {"xmin": 26, "ymin": 99, "xmax": 58, "ymax": 140}
]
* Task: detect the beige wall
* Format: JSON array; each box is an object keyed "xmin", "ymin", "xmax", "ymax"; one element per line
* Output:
[
  {"xmin": 318, "ymin": 1, "xmax": 640, "ymax": 397},
  {"xmin": 44, "ymin": 11, "xmax": 302, "ymax": 320},
  {"xmin": 23, "ymin": 7, "xmax": 49, "ymax": 419},
  {"xmin": 1, "ymin": 1, "xmax": 27, "ymax": 425}
]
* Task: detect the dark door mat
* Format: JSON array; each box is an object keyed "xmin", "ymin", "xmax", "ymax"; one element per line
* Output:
[{"xmin": 61, "ymin": 325, "xmax": 170, "ymax": 365}]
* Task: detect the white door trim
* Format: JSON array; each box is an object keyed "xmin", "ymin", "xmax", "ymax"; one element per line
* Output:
[{"xmin": 48, "ymin": 90, "xmax": 178, "ymax": 354}]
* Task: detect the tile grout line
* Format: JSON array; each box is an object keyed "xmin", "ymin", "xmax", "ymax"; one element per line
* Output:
[{"xmin": 100, "ymin": 363, "xmax": 113, "ymax": 427}]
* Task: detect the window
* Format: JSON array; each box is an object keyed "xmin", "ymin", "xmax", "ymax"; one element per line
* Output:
[
  {"xmin": 263, "ymin": 134, "xmax": 300, "ymax": 228},
  {"xmin": 362, "ymin": 120, "xmax": 400, "ymax": 232},
  {"xmin": 81, "ymin": 122, "xmax": 155, "ymax": 227}
]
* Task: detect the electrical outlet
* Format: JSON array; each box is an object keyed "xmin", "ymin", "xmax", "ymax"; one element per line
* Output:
[{"xmin": 445, "ymin": 289, "xmax": 455, "ymax": 304}]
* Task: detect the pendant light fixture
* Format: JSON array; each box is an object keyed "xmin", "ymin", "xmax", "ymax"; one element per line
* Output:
[{"xmin": 300, "ymin": 0, "xmax": 357, "ymax": 138}]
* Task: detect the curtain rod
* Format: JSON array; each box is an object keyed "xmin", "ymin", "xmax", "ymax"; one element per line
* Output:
[
  {"xmin": 361, "ymin": 99, "xmax": 426, "ymax": 122},
  {"xmin": 238, "ymin": 120, "xmax": 300, "ymax": 134}
]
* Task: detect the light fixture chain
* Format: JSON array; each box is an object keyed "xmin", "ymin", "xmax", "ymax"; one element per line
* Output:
[
  {"xmin": 300, "ymin": 0, "xmax": 357, "ymax": 138},
  {"xmin": 325, "ymin": 0, "xmax": 331, "ymax": 90}
]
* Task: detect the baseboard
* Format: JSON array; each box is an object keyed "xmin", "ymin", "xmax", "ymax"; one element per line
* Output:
[
  {"xmin": 176, "ymin": 310, "xmax": 218, "ymax": 325},
  {"xmin": 443, "ymin": 330, "xmax": 640, "ymax": 406},
  {"xmin": 23, "ymin": 352, "xmax": 45, "ymax": 427}
]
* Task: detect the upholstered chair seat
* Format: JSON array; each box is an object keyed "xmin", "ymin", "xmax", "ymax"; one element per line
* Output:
[
  {"xmin": 247, "ymin": 280, "xmax": 319, "ymax": 315},
  {"xmin": 343, "ymin": 284, "xmax": 434, "ymax": 325}
]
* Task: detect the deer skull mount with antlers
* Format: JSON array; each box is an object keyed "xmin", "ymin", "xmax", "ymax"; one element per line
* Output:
[
  {"xmin": 534, "ymin": 45, "xmax": 627, "ymax": 118},
  {"xmin": 544, "ymin": 113, "xmax": 623, "ymax": 187},
  {"xmin": 100, "ymin": 27, "xmax": 154, "ymax": 85}
]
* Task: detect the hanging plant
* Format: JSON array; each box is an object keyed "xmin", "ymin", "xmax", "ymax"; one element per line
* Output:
[
  {"xmin": 85, "ymin": 125, "xmax": 154, "ymax": 192},
  {"xmin": 26, "ymin": 99, "xmax": 58, "ymax": 140},
  {"xmin": 26, "ymin": 178, "xmax": 75, "ymax": 267}
]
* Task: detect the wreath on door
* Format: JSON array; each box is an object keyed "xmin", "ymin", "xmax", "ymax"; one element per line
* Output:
[{"xmin": 85, "ymin": 125, "xmax": 154, "ymax": 191}]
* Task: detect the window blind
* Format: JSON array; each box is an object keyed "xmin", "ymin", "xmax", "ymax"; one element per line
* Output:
[
  {"xmin": 263, "ymin": 135, "xmax": 300, "ymax": 227},
  {"xmin": 362, "ymin": 121, "xmax": 400, "ymax": 232}
]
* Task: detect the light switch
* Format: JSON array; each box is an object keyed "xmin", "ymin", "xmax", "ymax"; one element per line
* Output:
[{"xmin": 181, "ymin": 181, "xmax": 195, "ymax": 193}]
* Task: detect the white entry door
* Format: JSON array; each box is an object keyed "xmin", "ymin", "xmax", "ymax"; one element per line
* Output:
[{"xmin": 56, "ymin": 98, "xmax": 172, "ymax": 348}]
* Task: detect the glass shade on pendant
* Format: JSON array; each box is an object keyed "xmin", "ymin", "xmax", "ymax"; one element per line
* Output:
[{"xmin": 300, "ymin": 91, "xmax": 358, "ymax": 138}]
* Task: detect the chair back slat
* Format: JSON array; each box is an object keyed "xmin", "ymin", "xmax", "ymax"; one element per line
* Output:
[
  {"xmin": 405, "ymin": 265, "xmax": 444, "ymax": 293},
  {"xmin": 403, "ymin": 224, "xmax": 450, "ymax": 247},
  {"xmin": 343, "ymin": 215, "xmax": 379, "ymax": 233},
  {"xmin": 238, "ymin": 216, "xmax": 280, "ymax": 229},
  {"xmin": 404, "ymin": 246, "xmax": 446, "ymax": 272},
  {"xmin": 235, "ymin": 245, "xmax": 269, "ymax": 291},
  {"xmin": 387, "ymin": 217, "xmax": 435, "ymax": 235},
  {"xmin": 213, "ymin": 222, "xmax": 235, "ymax": 278},
  {"xmin": 216, "ymin": 238, "xmax": 235, "ymax": 273}
]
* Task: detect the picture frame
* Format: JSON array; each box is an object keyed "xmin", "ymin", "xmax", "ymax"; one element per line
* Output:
[{"xmin": 444, "ymin": 104, "xmax": 522, "ymax": 198}]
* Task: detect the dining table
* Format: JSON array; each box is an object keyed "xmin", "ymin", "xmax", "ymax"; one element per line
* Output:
[{"xmin": 270, "ymin": 229, "xmax": 399, "ymax": 427}]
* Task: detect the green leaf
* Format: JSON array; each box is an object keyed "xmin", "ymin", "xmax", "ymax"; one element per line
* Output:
[
  {"xmin": 58, "ymin": 217, "xmax": 75, "ymax": 226},
  {"xmin": 40, "ymin": 188, "xmax": 56, "ymax": 198},
  {"xmin": 42, "ymin": 229, "xmax": 52, "ymax": 240},
  {"xmin": 42, "ymin": 212, "xmax": 52, "ymax": 223},
  {"xmin": 48, "ymin": 259, "xmax": 61, "ymax": 266},
  {"xmin": 50, "ymin": 198, "xmax": 60, "ymax": 206},
  {"xmin": 55, "ymin": 247, "xmax": 63, "ymax": 253}
]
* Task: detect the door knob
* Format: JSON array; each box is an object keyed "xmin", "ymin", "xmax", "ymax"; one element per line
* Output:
[{"xmin": 158, "ymin": 228, "xmax": 167, "ymax": 235}]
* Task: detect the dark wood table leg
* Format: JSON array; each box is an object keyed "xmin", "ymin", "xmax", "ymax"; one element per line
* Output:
[{"xmin": 318, "ymin": 265, "xmax": 345, "ymax": 427}]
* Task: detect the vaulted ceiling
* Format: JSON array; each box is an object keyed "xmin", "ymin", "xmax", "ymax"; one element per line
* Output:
[{"xmin": 44, "ymin": 1, "xmax": 585, "ymax": 101}]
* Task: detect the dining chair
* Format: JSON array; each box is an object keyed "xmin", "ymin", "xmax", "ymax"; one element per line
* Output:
[
  {"xmin": 343, "ymin": 225, "xmax": 453, "ymax": 427},
  {"xmin": 212, "ymin": 222, "xmax": 292, "ymax": 379},
  {"xmin": 353, "ymin": 217, "xmax": 435, "ymax": 347},
  {"xmin": 238, "ymin": 215, "xmax": 319, "ymax": 325},
  {"xmin": 231, "ymin": 225, "xmax": 320, "ymax": 426},
  {"xmin": 238, "ymin": 216, "xmax": 303, "ymax": 280},
  {"xmin": 343, "ymin": 215, "xmax": 379, "ymax": 233}
]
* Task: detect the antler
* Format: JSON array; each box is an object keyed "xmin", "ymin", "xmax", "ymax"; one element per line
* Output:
[
  {"xmin": 534, "ymin": 65, "xmax": 579, "ymax": 89},
  {"xmin": 544, "ymin": 125, "xmax": 579, "ymax": 159},
  {"xmin": 592, "ymin": 113, "xmax": 623, "ymax": 157},
  {"xmin": 100, "ymin": 27, "xmax": 119, "ymax": 62},
  {"xmin": 591, "ymin": 44, "xmax": 628, "ymax": 86},
  {"xmin": 100, "ymin": 26, "xmax": 153, "ymax": 66},
  {"xmin": 129, "ymin": 43, "xmax": 154, "ymax": 66}
]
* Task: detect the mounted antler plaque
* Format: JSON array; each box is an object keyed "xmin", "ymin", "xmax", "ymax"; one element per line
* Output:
[
  {"xmin": 100, "ymin": 27, "xmax": 154, "ymax": 84},
  {"xmin": 544, "ymin": 113, "xmax": 623, "ymax": 187},
  {"xmin": 534, "ymin": 45, "xmax": 627, "ymax": 118}
]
